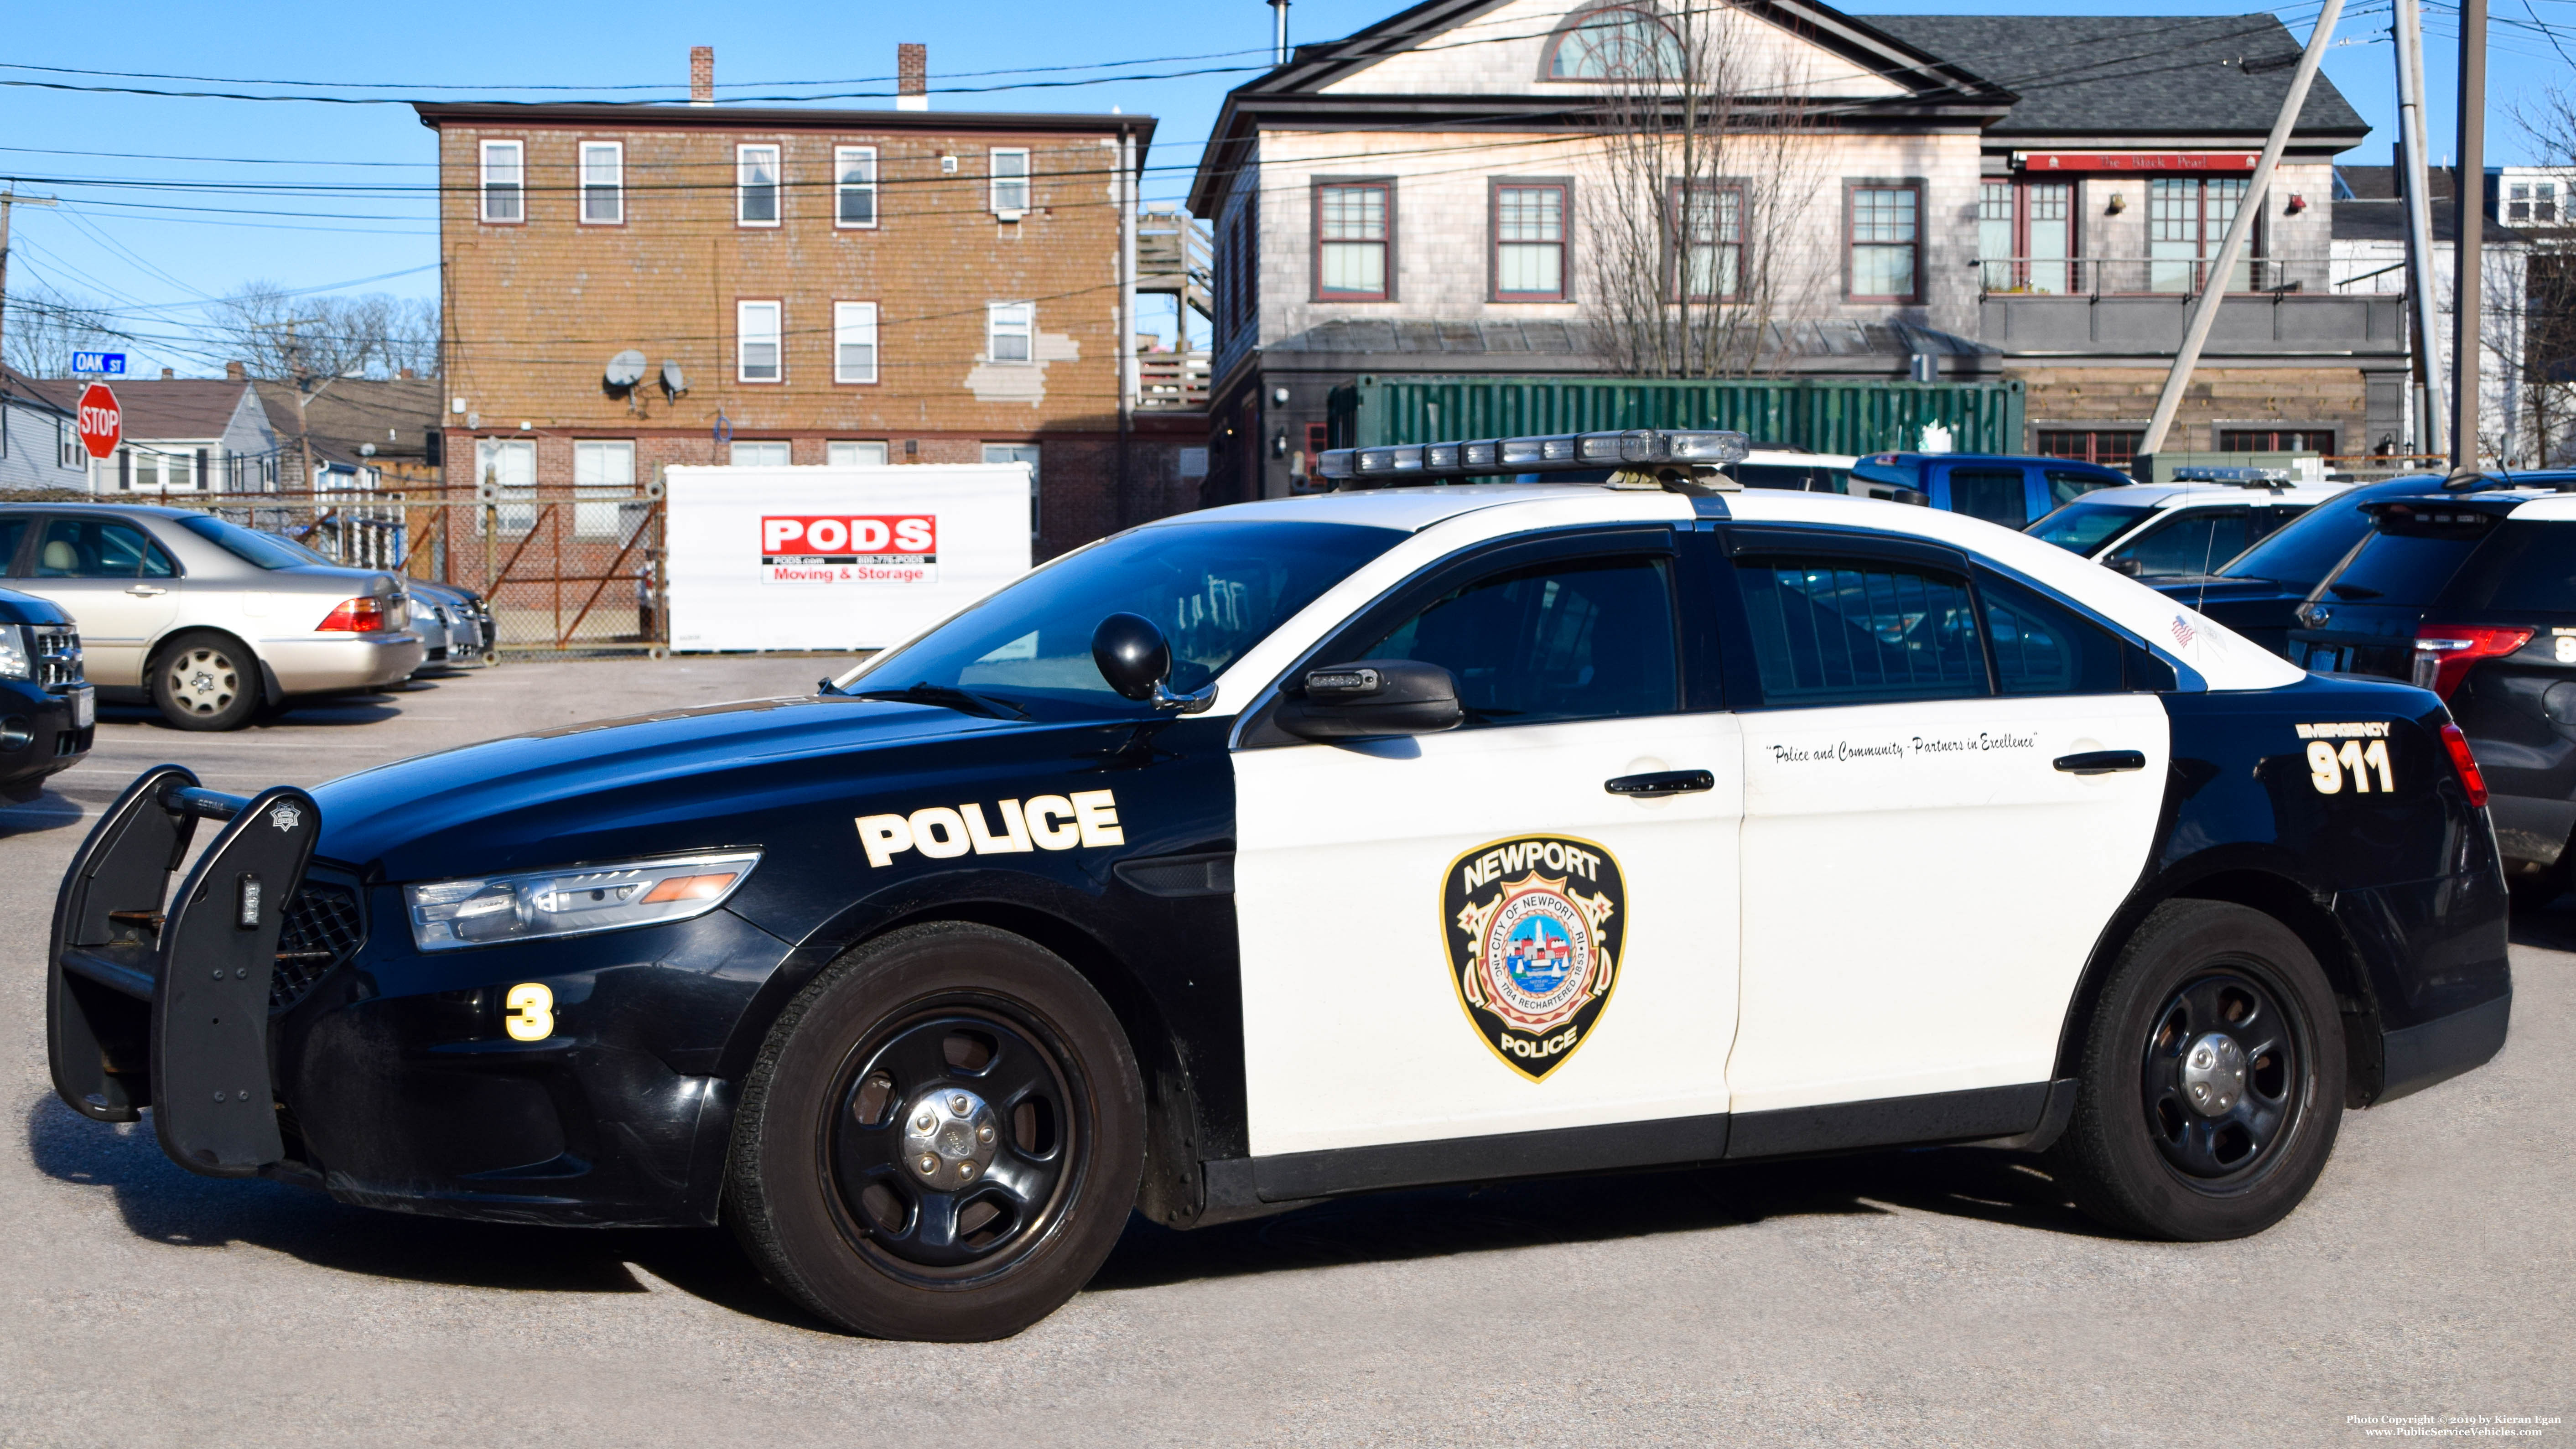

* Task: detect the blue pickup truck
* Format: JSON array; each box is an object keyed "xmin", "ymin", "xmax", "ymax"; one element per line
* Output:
[{"xmin": 1851, "ymin": 452, "xmax": 2132, "ymax": 530}]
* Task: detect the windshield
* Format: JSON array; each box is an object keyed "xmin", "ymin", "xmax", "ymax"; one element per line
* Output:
[
  {"xmin": 2028, "ymin": 499, "xmax": 2152, "ymax": 553},
  {"xmin": 839, "ymin": 519, "xmax": 1407, "ymax": 720},
  {"xmin": 178, "ymin": 514, "xmax": 319, "ymax": 570}
]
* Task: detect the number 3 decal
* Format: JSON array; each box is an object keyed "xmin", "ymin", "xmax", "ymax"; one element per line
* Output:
[
  {"xmin": 504, "ymin": 983, "xmax": 556, "ymax": 1041},
  {"xmin": 2308, "ymin": 739, "xmax": 2395, "ymax": 794}
]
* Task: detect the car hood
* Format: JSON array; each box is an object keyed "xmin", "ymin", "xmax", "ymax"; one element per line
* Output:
[
  {"xmin": 0, "ymin": 587, "xmax": 71, "ymax": 626},
  {"xmin": 311, "ymin": 695, "xmax": 1023, "ymax": 880}
]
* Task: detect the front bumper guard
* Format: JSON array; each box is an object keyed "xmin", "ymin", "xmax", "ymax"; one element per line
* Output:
[{"xmin": 47, "ymin": 765, "xmax": 320, "ymax": 1178}]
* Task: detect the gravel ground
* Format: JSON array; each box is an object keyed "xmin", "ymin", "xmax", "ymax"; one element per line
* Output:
[{"xmin": 1, "ymin": 658, "xmax": 2568, "ymax": 1447}]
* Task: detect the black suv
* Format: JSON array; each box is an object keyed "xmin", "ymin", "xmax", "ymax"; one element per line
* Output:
[
  {"xmin": 2288, "ymin": 486, "xmax": 2576, "ymax": 903},
  {"xmin": 1, "ymin": 584, "xmax": 92, "ymax": 802}
]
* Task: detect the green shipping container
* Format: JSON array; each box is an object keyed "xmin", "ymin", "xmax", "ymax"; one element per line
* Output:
[{"xmin": 1328, "ymin": 375, "xmax": 2026, "ymax": 458}]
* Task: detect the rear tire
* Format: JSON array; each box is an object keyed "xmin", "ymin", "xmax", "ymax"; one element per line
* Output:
[
  {"xmin": 150, "ymin": 631, "xmax": 262, "ymax": 732},
  {"xmin": 2049, "ymin": 900, "xmax": 2344, "ymax": 1240},
  {"xmin": 725, "ymin": 922, "xmax": 1143, "ymax": 1341}
]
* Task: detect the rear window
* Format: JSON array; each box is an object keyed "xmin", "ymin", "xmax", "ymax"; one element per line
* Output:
[
  {"xmin": 2045, "ymin": 469, "xmax": 2119, "ymax": 508},
  {"xmin": 2223, "ymin": 497, "xmax": 2374, "ymax": 588},
  {"xmin": 1948, "ymin": 467, "xmax": 2030, "ymax": 528},
  {"xmin": 178, "ymin": 514, "xmax": 314, "ymax": 571},
  {"xmin": 2028, "ymin": 500, "xmax": 2151, "ymax": 553},
  {"xmin": 2319, "ymin": 507, "xmax": 2498, "ymax": 602},
  {"xmin": 2440, "ymin": 520, "xmax": 2576, "ymax": 611}
]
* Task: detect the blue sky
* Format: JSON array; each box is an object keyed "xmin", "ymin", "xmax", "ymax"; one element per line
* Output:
[{"xmin": 0, "ymin": 0, "xmax": 2561, "ymax": 376}]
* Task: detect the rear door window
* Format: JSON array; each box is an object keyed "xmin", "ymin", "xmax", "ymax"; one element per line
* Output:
[
  {"xmin": 2103, "ymin": 508, "xmax": 2253, "ymax": 579},
  {"xmin": 1736, "ymin": 555, "xmax": 1987, "ymax": 706},
  {"xmin": 2436, "ymin": 520, "xmax": 2576, "ymax": 611},
  {"xmin": 1946, "ymin": 467, "xmax": 2031, "ymax": 528},
  {"xmin": 1977, "ymin": 569, "xmax": 2126, "ymax": 695},
  {"xmin": 37, "ymin": 518, "xmax": 177, "ymax": 578}
]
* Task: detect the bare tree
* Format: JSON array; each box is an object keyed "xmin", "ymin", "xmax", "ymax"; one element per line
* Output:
[
  {"xmin": 207, "ymin": 282, "xmax": 441, "ymax": 380},
  {"xmin": 1583, "ymin": 0, "xmax": 1827, "ymax": 377},
  {"xmin": 2496, "ymin": 91, "xmax": 2576, "ymax": 464},
  {"xmin": 2, "ymin": 285, "xmax": 125, "ymax": 379}
]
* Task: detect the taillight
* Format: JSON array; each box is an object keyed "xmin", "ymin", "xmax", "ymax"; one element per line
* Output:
[
  {"xmin": 2440, "ymin": 722, "xmax": 2490, "ymax": 808},
  {"xmin": 317, "ymin": 597, "xmax": 386, "ymax": 633},
  {"xmin": 2411, "ymin": 625, "xmax": 2534, "ymax": 697}
]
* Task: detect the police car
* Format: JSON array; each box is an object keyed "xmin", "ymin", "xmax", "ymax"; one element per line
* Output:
[
  {"xmin": 2029, "ymin": 469, "xmax": 2352, "ymax": 580},
  {"xmin": 48, "ymin": 428, "xmax": 2509, "ymax": 1342}
]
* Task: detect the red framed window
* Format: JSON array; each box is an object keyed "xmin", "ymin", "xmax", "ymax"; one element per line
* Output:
[
  {"xmin": 2036, "ymin": 429, "xmax": 2144, "ymax": 470},
  {"xmin": 1978, "ymin": 181, "xmax": 2073, "ymax": 293},
  {"xmin": 1491, "ymin": 181, "xmax": 1569, "ymax": 301},
  {"xmin": 1314, "ymin": 181, "xmax": 1393, "ymax": 301},
  {"xmin": 1673, "ymin": 182, "xmax": 1745, "ymax": 301},
  {"xmin": 1847, "ymin": 182, "xmax": 1922, "ymax": 302},
  {"xmin": 2219, "ymin": 428, "xmax": 2337, "ymax": 452}
]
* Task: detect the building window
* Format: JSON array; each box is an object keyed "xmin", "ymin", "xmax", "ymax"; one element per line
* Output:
[
  {"xmin": 836, "ymin": 146, "xmax": 878, "ymax": 228},
  {"xmin": 2507, "ymin": 180, "xmax": 2559, "ymax": 223},
  {"xmin": 834, "ymin": 302, "xmax": 879, "ymax": 384},
  {"xmin": 480, "ymin": 140, "xmax": 523, "ymax": 223},
  {"xmin": 572, "ymin": 440, "xmax": 634, "ymax": 540},
  {"xmin": 730, "ymin": 441, "xmax": 792, "ymax": 465},
  {"xmin": 1223, "ymin": 194, "xmax": 1259, "ymax": 344},
  {"xmin": 990, "ymin": 148, "xmax": 1031, "ymax": 216},
  {"xmin": 2036, "ymin": 429, "xmax": 2145, "ymax": 470},
  {"xmin": 2148, "ymin": 177, "xmax": 2250, "ymax": 293},
  {"xmin": 2219, "ymin": 428, "xmax": 2337, "ymax": 453},
  {"xmin": 1492, "ymin": 181, "xmax": 1570, "ymax": 301},
  {"xmin": 827, "ymin": 441, "xmax": 889, "ymax": 465},
  {"xmin": 737, "ymin": 144, "xmax": 781, "ymax": 227},
  {"xmin": 1979, "ymin": 181, "xmax": 2074, "ymax": 294},
  {"xmin": 1539, "ymin": 4, "xmax": 1685, "ymax": 80},
  {"xmin": 984, "ymin": 443, "xmax": 1041, "ymax": 539},
  {"xmin": 987, "ymin": 302, "xmax": 1034, "ymax": 363},
  {"xmin": 476, "ymin": 437, "xmax": 537, "ymax": 533},
  {"xmin": 1847, "ymin": 183, "xmax": 1920, "ymax": 301},
  {"xmin": 1315, "ymin": 181, "xmax": 1392, "ymax": 301},
  {"xmin": 737, "ymin": 300, "xmax": 783, "ymax": 382},
  {"xmin": 1676, "ymin": 183, "xmax": 1744, "ymax": 300},
  {"xmin": 580, "ymin": 142, "xmax": 623, "ymax": 224}
]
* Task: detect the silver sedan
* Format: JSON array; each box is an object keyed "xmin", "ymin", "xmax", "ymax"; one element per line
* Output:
[{"xmin": 0, "ymin": 503, "xmax": 423, "ymax": 731}]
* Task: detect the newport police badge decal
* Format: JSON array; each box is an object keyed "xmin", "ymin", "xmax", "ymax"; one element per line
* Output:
[{"xmin": 1441, "ymin": 834, "xmax": 1626, "ymax": 1081}]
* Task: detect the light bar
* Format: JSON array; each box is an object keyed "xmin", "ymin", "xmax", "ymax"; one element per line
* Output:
[
  {"xmin": 1317, "ymin": 429, "xmax": 1750, "ymax": 484},
  {"xmin": 2172, "ymin": 466, "xmax": 2292, "ymax": 485}
]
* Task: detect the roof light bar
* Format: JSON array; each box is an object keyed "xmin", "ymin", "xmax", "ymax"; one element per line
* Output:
[
  {"xmin": 1317, "ymin": 429, "xmax": 1749, "ymax": 485},
  {"xmin": 2171, "ymin": 466, "xmax": 2292, "ymax": 486}
]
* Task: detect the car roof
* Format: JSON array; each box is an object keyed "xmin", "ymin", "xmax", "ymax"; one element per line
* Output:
[
  {"xmin": 0, "ymin": 500, "xmax": 206, "ymax": 520},
  {"xmin": 1172, "ymin": 482, "xmax": 2299, "ymax": 691}
]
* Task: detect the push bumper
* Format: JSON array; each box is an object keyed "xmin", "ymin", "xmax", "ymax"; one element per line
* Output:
[{"xmin": 49, "ymin": 766, "xmax": 321, "ymax": 1174}]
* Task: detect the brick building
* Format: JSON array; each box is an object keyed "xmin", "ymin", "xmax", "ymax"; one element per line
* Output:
[{"xmin": 417, "ymin": 55, "xmax": 1182, "ymax": 567}]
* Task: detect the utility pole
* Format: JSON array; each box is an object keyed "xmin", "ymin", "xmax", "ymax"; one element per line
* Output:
[
  {"xmin": 2451, "ymin": 0, "xmax": 2489, "ymax": 475},
  {"xmin": 2394, "ymin": 0, "xmax": 2449, "ymax": 457},
  {"xmin": 0, "ymin": 190, "xmax": 61, "ymax": 385},
  {"xmin": 2139, "ymin": 0, "xmax": 2345, "ymax": 464}
]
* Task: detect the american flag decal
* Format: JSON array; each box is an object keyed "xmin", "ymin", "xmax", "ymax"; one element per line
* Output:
[{"xmin": 2171, "ymin": 615, "xmax": 2197, "ymax": 649}]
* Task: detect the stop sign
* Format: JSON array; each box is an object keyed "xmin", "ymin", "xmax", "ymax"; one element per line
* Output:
[{"xmin": 76, "ymin": 383, "xmax": 122, "ymax": 460}]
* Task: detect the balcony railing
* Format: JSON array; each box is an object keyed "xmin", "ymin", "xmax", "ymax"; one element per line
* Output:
[
  {"xmin": 1976, "ymin": 257, "xmax": 2336, "ymax": 297},
  {"xmin": 1137, "ymin": 350, "xmax": 1210, "ymax": 410}
]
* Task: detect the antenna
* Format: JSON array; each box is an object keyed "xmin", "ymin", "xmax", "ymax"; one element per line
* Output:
[
  {"xmin": 660, "ymin": 359, "xmax": 688, "ymax": 400},
  {"xmin": 604, "ymin": 349, "xmax": 648, "ymax": 390}
]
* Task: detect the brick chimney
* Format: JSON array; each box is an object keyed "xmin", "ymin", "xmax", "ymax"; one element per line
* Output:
[
  {"xmin": 160, "ymin": 368, "xmax": 174, "ymax": 380},
  {"xmin": 690, "ymin": 46, "xmax": 714, "ymax": 106},
  {"xmin": 225, "ymin": 360, "xmax": 245, "ymax": 381},
  {"xmin": 897, "ymin": 43, "xmax": 927, "ymax": 110}
]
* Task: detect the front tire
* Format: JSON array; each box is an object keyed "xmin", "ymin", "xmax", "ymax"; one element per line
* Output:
[
  {"xmin": 2050, "ymin": 900, "xmax": 2344, "ymax": 1240},
  {"xmin": 725, "ymin": 922, "xmax": 1144, "ymax": 1341},
  {"xmin": 150, "ymin": 631, "xmax": 262, "ymax": 731}
]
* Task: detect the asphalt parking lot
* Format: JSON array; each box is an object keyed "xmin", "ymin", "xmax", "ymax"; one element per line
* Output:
[{"xmin": 2, "ymin": 658, "xmax": 2569, "ymax": 1447}]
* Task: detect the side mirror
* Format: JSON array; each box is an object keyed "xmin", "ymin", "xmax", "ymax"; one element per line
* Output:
[
  {"xmin": 1091, "ymin": 613, "xmax": 1217, "ymax": 714},
  {"xmin": 1091, "ymin": 612, "xmax": 1170, "ymax": 701},
  {"xmin": 1273, "ymin": 660, "xmax": 1464, "ymax": 741},
  {"xmin": 2107, "ymin": 556, "xmax": 2145, "ymax": 577}
]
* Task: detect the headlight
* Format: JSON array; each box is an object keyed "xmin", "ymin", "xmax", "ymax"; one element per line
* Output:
[
  {"xmin": 404, "ymin": 850, "xmax": 760, "ymax": 952},
  {"xmin": 0, "ymin": 626, "xmax": 26, "ymax": 682}
]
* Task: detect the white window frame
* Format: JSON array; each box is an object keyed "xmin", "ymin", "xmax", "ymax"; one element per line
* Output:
[
  {"xmin": 737, "ymin": 300, "xmax": 783, "ymax": 383},
  {"xmin": 571, "ymin": 440, "xmax": 634, "ymax": 539},
  {"xmin": 833, "ymin": 301, "xmax": 880, "ymax": 384},
  {"xmin": 480, "ymin": 139, "xmax": 525, "ymax": 223},
  {"xmin": 737, "ymin": 143, "xmax": 782, "ymax": 228},
  {"xmin": 827, "ymin": 441, "xmax": 890, "ymax": 465},
  {"xmin": 987, "ymin": 301, "xmax": 1034, "ymax": 364},
  {"xmin": 579, "ymin": 141, "xmax": 623, "ymax": 225},
  {"xmin": 835, "ymin": 145, "xmax": 878, "ymax": 229},
  {"xmin": 989, "ymin": 148, "xmax": 1031, "ymax": 218},
  {"xmin": 476, "ymin": 437, "xmax": 538, "ymax": 534},
  {"xmin": 729, "ymin": 441, "xmax": 793, "ymax": 466}
]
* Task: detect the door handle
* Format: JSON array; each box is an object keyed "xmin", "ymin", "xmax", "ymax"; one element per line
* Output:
[
  {"xmin": 2053, "ymin": 750, "xmax": 2147, "ymax": 775},
  {"xmin": 1605, "ymin": 769, "xmax": 1715, "ymax": 796},
  {"xmin": 125, "ymin": 585, "xmax": 167, "ymax": 597}
]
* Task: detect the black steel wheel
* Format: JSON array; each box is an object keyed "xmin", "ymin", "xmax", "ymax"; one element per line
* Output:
[
  {"xmin": 151, "ymin": 630, "xmax": 262, "ymax": 732},
  {"xmin": 2051, "ymin": 900, "xmax": 2345, "ymax": 1240},
  {"xmin": 726, "ymin": 921, "xmax": 1143, "ymax": 1340}
]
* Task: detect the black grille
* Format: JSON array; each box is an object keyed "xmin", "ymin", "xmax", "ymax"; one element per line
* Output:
[{"xmin": 272, "ymin": 883, "xmax": 364, "ymax": 1012}]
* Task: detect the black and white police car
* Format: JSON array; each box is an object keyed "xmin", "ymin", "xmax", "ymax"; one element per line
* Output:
[{"xmin": 49, "ymin": 429, "xmax": 2509, "ymax": 1341}]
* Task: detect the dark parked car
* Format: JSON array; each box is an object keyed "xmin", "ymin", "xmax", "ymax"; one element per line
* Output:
[
  {"xmin": 1850, "ymin": 452, "xmax": 2131, "ymax": 530},
  {"xmin": 2145, "ymin": 473, "xmax": 2539, "ymax": 656},
  {"xmin": 2287, "ymin": 485, "xmax": 2576, "ymax": 903},
  {"xmin": 0, "ymin": 585, "xmax": 92, "ymax": 802}
]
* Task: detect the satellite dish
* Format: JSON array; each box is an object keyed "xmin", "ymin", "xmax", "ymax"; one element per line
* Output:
[
  {"xmin": 605, "ymin": 349, "xmax": 648, "ymax": 389},
  {"xmin": 660, "ymin": 358, "xmax": 687, "ymax": 398}
]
